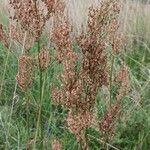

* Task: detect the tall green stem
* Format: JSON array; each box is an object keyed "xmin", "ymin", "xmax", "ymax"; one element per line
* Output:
[
  {"xmin": 33, "ymin": 41, "xmax": 45, "ymax": 150},
  {"xmin": 25, "ymin": 91, "xmax": 30, "ymax": 138},
  {"xmin": 32, "ymin": 1, "xmax": 45, "ymax": 148}
]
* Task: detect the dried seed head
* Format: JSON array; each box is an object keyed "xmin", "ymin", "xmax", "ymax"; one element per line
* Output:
[
  {"xmin": 41, "ymin": 0, "xmax": 55, "ymax": 19},
  {"xmin": 112, "ymin": 33, "xmax": 125, "ymax": 54},
  {"xmin": 67, "ymin": 111, "xmax": 93, "ymax": 142},
  {"xmin": 99, "ymin": 104, "xmax": 120, "ymax": 140},
  {"xmin": 51, "ymin": 0, "xmax": 125, "ymax": 144},
  {"xmin": 16, "ymin": 55, "xmax": 33, "ymax": 91},
  {"xmin": 115, "ymin": 65, "xmax": 130, "ymax": 101},
  {"xmin": 9, "ymin": 0, "xmax": 55, "ymax": 51},
  {"xmin": 38, "ymin": 49, "xmax": 50, "ymax": 71}
]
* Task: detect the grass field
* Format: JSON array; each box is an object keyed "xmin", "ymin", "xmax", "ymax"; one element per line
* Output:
[{"xmin": 0, "ymin": 0, "xmax": 150, "ymax": 150}]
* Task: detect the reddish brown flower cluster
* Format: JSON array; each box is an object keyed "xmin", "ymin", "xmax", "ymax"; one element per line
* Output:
[
  {"xmin": 16, "ymin": 55, "xmax": 33, "ymax": 91},
  {"xmin": 41, "ymin": 0, "xmax": 55, "ymax": 19},
  {"xmin": 108, "ymin": 19, "xmax": 125, "ymax": 54},
  {"xmin": 9, "ymin": 0, "xmax": 55, "ymax": 52},
  {"xmin": 76, "ymin": 0, "xmax": 123, "ymax": 111},
  {"xmin": 99, "ymin": 65, "xmax": 130, "ymax": 140},
  {"xmin": 99, "ymin": 104, "xmax": 120, "ymax": 140},
  {"xmin": 0, "ymin": 24, "xmax": 9, "ymax": 48},
  {"xmin": 52, "ymin": 5, "xmax": 92, "ymax": 143},
  {"xmin": 8, "ymin": 24, "xmax": 33, "ymax": 51},
  {"xmin": 8, "ymin": 0, "xmax": 55, "ymax": 91},
  {"xmin": 115, "ymin": 65, "xmax": 130, "ymax": 101},
  {"xmin": 51, "ymin": 0, "xmax": 125, "ymax": 145},
  {"xmin": 67, "ymin": 111, "xmax": 93, "ymax": 142},
  {"xmin": 0, "ymin": 0, "xmax": 131, "ymax": 148},
  {"xmin": 52, "ymin": 21, "xmax": 74, "ymax": 63},
  {"xmin": 52, "ymin": 1, "xmax": 83, "ymax": 109}
]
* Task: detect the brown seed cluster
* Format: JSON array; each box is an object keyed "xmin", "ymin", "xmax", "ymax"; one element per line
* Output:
[
  {"xmin": 9, "ymin": 0, "xmax": 43, "ymax": 38},
  {"xmin": 108, "ymin": 19, "xmax": 125, "ymax": 54},
  {"xmin": 99, "ymin": 104, "xmax": 120, "ymax": 140},
  {"xmin": 67, "ymin": 111, "xmax": 92, "ymax": 142},
  {"xmin": 51, "ymin": 0, "xmax": 124, "ymax": 144},
  {"xmin": 115, "ymin": 65, "xmax": 130, "ymax": 101},
  {"xmin": 41, "ymin": 0, "xmax": 55, "ymax": 19},
  {"xmin": 16, "ymin": 55, "xmax": 33, "ymax": 91},
  {"xmin": 76, "ymin": 0, "xmax": 123, "ymax": 110},
  {"xmin": 52, "ymin": 21, "xmax": 74, "ymax": 63},
  {"xmin": 8, "ymin": 24, "xmax": 33, "ymax": 51},
  {"xmin": 51, "ymin": 3, "xmax": 83, "ymax": 111},
  {"xmin": 99, "ymin": 65, "xmax": 130, "ymax": 140},
  {"xmin": 52, "ymin": 4, "xmax": 93, "ymax": 142},
  {"xmin": 9, "ymin": 0, "xmax": 55, "ymax": 52}
]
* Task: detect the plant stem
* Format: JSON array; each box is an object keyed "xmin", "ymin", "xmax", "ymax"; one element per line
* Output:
[
  {"xmin": 33, "ymin": 40, "xmax": 45, "ymax": 150},
  {"xmin": 26, "ymin": 91, "xmax": 30, "ymax": 138},
  {"xmin": 0, "ymin": 50, "xmax": 10, "ymax": 99}
]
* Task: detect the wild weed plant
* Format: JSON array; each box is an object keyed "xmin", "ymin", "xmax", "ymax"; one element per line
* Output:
[{"xmin": 0, "ymin": 0, "xmax": 150, "ymax": 150}]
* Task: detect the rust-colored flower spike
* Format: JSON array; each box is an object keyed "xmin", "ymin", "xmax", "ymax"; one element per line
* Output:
[
  {"xmin": 0, "ymin": 24, "xmax": 9, "ymax": 48},
  {"xmin": 16, "ymin": 55, "xmax": 33, "ymax": 91},
  {"xmin": 51, "ymin": 0, "xmax": 124, "ymax": 145},
  {"xmin": 99, "ymin": 104, "xmax": 120, "ymax": 140},
  {"xmin": 51, "ymin": 3, "xmax": 92, "ymax": 142},
  {"xmin": 99, "ymin": 65, "xmax": 130, "ymax": 141},
  {"xmin": 115, "ymin": 65, "xmax": 130, "ymax": 101},
  {"xmin": 76, "ymin": 0, "xmax": 122, "ymax": 110},
  {"xmin": 41, "ymin": 0, "xmax": 55, "ymax": 19},
  {"xmin": 52, "ymin": 139, "xmax": 62, "ymax": 150},
  {"xmin": 112, "ymin": 33, "xmax": 125, "ymax": 54},
  {"xmin": 108, "ymin": 19, "xmax": 125, "ymax": 54},
  {"xmin": 9, "ymin": 0, "xmax": 43, "ymax": 38},
  {"xmin": 67, "ymin": 111, "xmax": 92, "ymax": 142},
  {"xmin": 51, "ymin": 0, "xmax": 82, "ymax": 110},
  {"xmin": 38, "ymin": 49, "xmax": 50, "ymax": 71},
  {"xmin": 9, "ymin": 0, "xmax": 55, "ymax": 52}
]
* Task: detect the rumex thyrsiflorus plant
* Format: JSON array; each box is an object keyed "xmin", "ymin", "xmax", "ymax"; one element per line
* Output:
[{"xmin": 0, "ymin": 0, "xmax": 132, "ymax": 149}]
